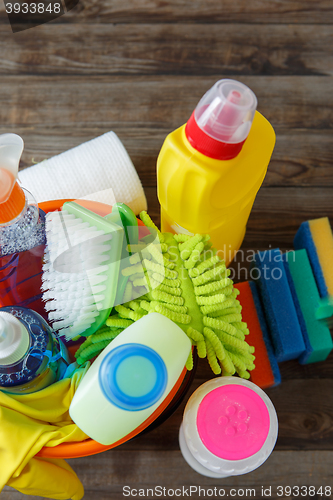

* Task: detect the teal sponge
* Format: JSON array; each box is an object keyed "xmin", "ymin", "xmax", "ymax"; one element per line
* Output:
[{"xmin": 284, "ymin": 249, "xmax": 333, "ymax": 364}]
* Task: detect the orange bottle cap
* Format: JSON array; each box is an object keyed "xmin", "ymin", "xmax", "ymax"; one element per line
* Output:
[
  {"xmin": 0, "ymin": 169, "xmax": 15, "ymax": 203},
  {"xmin": 0, "ymin": 179, "xmax": 26, "ymax": 225},
  {"xmin": 0, "ymin": 134, "xmax": 25, "ymax": 225}
]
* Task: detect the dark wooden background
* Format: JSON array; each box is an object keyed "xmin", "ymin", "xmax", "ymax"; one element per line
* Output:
[{"xmin": 1, "ymin": 0, "xmax": 333, "ymax": 498}]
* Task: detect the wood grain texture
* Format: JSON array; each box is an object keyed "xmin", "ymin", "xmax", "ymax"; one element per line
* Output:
[
  {"xmin": 1, "ymin": 0, "xmax": 333, "ymax": 24},
  {"xmin": 1, "ymin": 24, "xmax": 332, "ymax": 76},
  {"xmin": 1, "ymin": 76, "xmax": 332, "ymax": 131},
  {"xmin": 3, "ymin": 450, "xmax": 333, "ymax": 500},
  {"xmin": 0, "ymin": 71, "xmax": 332, "ymax": 198},
  {"xmin": 11, "ymin": 127, "xmax": 333, "ymax": 188}
]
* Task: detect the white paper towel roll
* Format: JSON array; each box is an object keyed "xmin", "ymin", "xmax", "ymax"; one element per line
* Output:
[{"xmin": 18, "ymin": 132, "xmax": 147, "ymax": 215}]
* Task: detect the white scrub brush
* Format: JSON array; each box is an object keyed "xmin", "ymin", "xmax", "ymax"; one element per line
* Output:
[{"xmin": 42, "ymin": 201, "xmax": 126, "ymax": 341}]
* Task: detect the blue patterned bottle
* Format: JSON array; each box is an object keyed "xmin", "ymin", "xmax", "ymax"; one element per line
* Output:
[{"xmin": 0, "ymin": 306, "xmax": 70, "ymax": 394}]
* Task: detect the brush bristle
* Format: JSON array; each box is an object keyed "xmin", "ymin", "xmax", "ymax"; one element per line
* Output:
[{"xmin": 42, "ymin": 210, "xmax": 114, "ymax": 340}]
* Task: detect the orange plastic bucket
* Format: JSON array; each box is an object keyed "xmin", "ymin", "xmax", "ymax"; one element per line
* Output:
[{"xmin": 36, "ymin": 199, "xmax": 193, "ymax": 459}]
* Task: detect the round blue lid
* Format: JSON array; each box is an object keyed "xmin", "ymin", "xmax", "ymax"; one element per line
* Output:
[{"xmin": 99, "ymin": 343, "xmax": 168, "ymax": 411}]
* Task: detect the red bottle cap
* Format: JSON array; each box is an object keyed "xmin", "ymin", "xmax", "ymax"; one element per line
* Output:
[{"xmin": 185, "ymin": 79, "xmax": 257, "ymax": 161}]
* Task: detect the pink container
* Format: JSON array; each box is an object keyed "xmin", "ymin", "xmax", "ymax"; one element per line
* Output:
[{"xmin": 179, "ymin": 377, "xmax": 278, "ymax": 478}]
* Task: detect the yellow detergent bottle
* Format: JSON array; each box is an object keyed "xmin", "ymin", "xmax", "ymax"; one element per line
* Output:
[{"xmin": 157, "ymin": 79, "xmax": 276, "ymax": 265}]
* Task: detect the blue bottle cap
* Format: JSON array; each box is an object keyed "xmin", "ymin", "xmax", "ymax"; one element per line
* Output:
[{"xmin": 99, "ymin": 343, "xmax": 168, "ymax": 411}]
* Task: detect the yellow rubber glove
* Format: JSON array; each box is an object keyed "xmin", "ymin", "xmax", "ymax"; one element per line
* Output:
[
  {"xmin": 0, "ymin": 365, "xmax": 90, "ymax": 499},
  {"xmin": 7, "ymin": 458, "xmax": 84, "ymax": 500}
]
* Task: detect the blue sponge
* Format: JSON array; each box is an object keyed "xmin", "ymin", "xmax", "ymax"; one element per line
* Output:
[
  {"xmin": 252, "ymin": 249, "xmax": 306, "ymax": 362},
  {"xmin": 294, "ymin": 221, "xmax": 328, "ymax": 297},
  {"xmin": 249, "ymin": 281, "xmax": 281, "ymax": 385}
]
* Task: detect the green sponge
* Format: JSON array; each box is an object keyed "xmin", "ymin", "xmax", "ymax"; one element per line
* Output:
[{"xmin": 285, "ymin": 249, "xmax": 333, "ymax": 363}]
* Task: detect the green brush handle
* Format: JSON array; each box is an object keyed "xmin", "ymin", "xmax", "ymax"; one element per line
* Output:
[
  {"xmin": 104, "ymin": 203, "xmax": 139, "ymax": 308},
  {"xmin": 62, "ymin": 202, "xmax": 138, "ymax": 338}
]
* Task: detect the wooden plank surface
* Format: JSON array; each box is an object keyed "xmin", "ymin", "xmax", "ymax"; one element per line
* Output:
[
  {"xmin": 3, "ymin": 450, "xmax": 333, "ymax": 499},
  {"xmin": 1, "ymin": 24, "xmax": 332, "ymax": 76},
  {"xmin": 1, "ymin": 76, "xmax": 333, "ymax": 130},
  {"xmin": 1, "ymin": 0, "xmax": 333, "ymax": 24},
  {"xmin": 2, "ymin": 76, "xmax": 333, "ymax": 191},
  {"xmin": 8, "ymin": 128, "xmax": 333, "ymax": 188}
]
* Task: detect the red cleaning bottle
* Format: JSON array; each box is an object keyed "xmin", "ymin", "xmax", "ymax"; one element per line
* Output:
[{"xmin": 0, "ymin": 134, "xmax": 47, "ymax": 318}]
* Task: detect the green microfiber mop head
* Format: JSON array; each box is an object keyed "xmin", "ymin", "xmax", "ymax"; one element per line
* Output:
[{"xmin": 76, "ymin": 212, "xmax": 255, "ymax": 378}]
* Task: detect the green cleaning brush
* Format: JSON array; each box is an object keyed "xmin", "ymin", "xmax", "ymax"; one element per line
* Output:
[{"xmin": 76, "ymin": 211, "xmax": 255, "ymax": 378}]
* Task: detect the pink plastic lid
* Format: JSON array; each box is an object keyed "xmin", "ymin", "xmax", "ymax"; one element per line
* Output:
[{"xmin": 196, "ymin": 384, "xmax": 270, "ymax": 461}]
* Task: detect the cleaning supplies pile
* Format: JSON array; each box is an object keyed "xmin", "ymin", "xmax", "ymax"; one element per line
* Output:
[
  {"xmin": 0, "ymin": 131, "xmax": 148, "ymax": 499},
  {"xmin": 75, "ymin": 212, "xmax": 256, "ymax": 379},
  {"xmin": 0, "ymin": 79, "xmax": 282, "ymax": 498}
]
